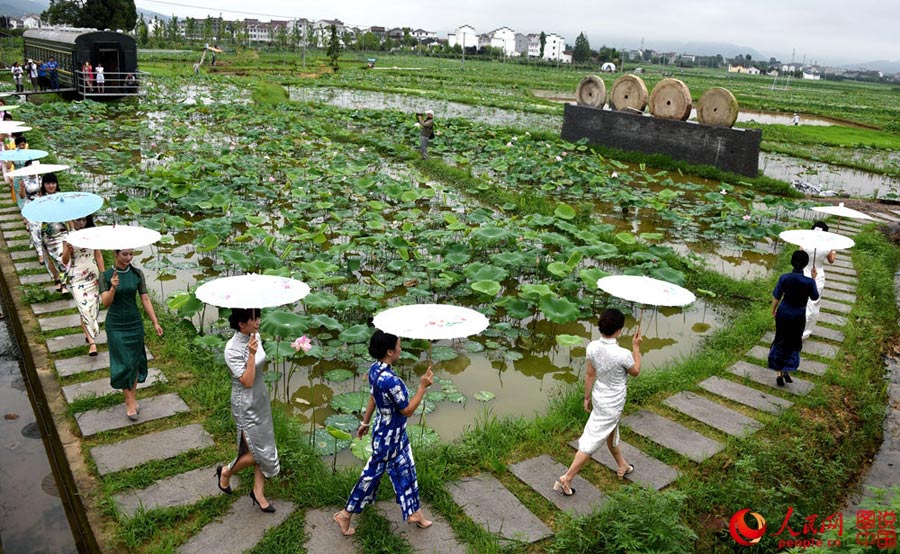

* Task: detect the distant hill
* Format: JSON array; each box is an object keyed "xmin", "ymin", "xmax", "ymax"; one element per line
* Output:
[{"xmin": 841, "ymin": 59, "xmax": 900, "ymax": 74}]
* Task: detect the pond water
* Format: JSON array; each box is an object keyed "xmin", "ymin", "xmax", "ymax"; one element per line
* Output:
[
  {"xmin": 290, "ymin": 86, "xmax": 561, "ymax": 132},
  {"xmin": 760, "ymin": 152, "xmax": 900, "ymax": 199}
]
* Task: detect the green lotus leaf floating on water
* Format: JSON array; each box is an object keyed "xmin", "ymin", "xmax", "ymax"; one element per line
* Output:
[
  {"xmin": 445, "ymin": 392, "xmax": 466, "ymax": 403},
  {"xmin": 539, "ymin": 295, "xmax": 581, "ymax": 324},
  {"xmin": 407, "ymin": 424, "xmax": 440, "ymax": 448},
  {"xmin": 474, "ymin": 391, "xmax": 496, "ymax": 402},
  {"xmin": 556, "ymin": 334, "xmax": 584, "ymax": 347},
  {"xmin": 331, "ymin": 391, "xmax": 370, "ymax": 414},
  {"xmin": 471, "ymin": 280, "xmax": 501, "ymax": 297},
  {"xmin": 309, "ymin": 428, "xmax": 350, "ymax": 456},
  {"xmin": 325, "ymin": 413, "xmax": 360, "ymax": 432},
  {"xmin": 430, "ymin": 346, "xmax": 458, "ymax": 362},
  {"xmin": 324, "ymin": 369, "xmax": 354, "ymax": 383},
  {"xmin": 413, "ymin": 399, "xmax": 436, "ymax": 415},
  {"xmin": 553, "ymin": 203, "xmax": 576, "ymax": 220},
  {"xmin": 463, "ymin": 341, "xmax": 485, "ymax": 353}
]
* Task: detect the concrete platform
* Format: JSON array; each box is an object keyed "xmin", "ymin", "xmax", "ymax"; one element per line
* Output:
[
  {"xmin": 91, "ymin": 424, "xmax": 214, "ymax": 476},
  {"xmin": 30, "ymin": 299, "xmax": 75, "ymax": 315},
  {"xmin": 448, "ymin": 473, "xmax": 552, "ymax": 543},
  {"xmin": 508, "ymin": 455, "xmax": 605, "ymax": 516},
  {"xmin": 567, "ymin": 439, "xmax": 678, "ymax": 490},
  {"xmin": 699, "ymin": 376, "xmax": 793, "ymax": 414},
  {"xmin": 38, "ymin": 310, "xmax": 106, "ymax": 332},
  {"xmin": 621, "ymin": 410, "xmax": 724, "ymax": 463},
  {"xmin": 821, "ymin": 299, "xmax": 852, "ymax": 314}
]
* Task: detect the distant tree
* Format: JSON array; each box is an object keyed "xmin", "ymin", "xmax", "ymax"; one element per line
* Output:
[
  {"xmin": 136, "ymin": 15, "xmax": 149, "ymax": 46},
  {"xmin": 81, "ymin": 0, "xmax": 136, "ymax": 30},
  {"xmin": 167, "ymin": 15, "xmax": 179, "ymax": 44},
  {"xmin": 275, "ymin": 24, "xmax": 288, "ymax": 50},
  {"xmin": 289, "ymin": 23, "xmax": 301, "ymax": 51},
  {"xmin": 383, "ymin": 34, "xmax": 394, "ymax": 51},
  {"xmin": 573, "ymin": 32, "xmax": 591, "ymax": 62},
  {"xmin": 42, "ymin": 0, "xmax": 84, "ymax": 27},
  {"xmin": 0, "ymin": 15, "xmax": 8, "ymax": 28},
  {"xmin": 327, "ymin": 24, "xmax": 342, "ymax": 70},
  {"xmin": 358, "ymin": 31, "xmax": 379, "ymax": 51},
  {"xmin": 185, "ymin": 17, "xmax": 196, "ymax": 45},
  {"xmin": 202, "ymin": 16, "xmax": 213, "ymax": 45},
  {"xmin": 539, "ymin": 31, "xmax": 546, "ymax": 58}
]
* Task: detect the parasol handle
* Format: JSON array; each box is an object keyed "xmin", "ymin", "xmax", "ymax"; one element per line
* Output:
[{"xmin": 812, "ymin": 248, "xmax": 817, "ymax": 270}]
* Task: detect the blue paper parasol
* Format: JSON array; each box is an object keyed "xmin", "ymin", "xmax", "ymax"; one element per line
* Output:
[
  {"xmin": 21, "ymin": 191, "xmax": 103, "ymax": 223},
  {"xmin": 0, "ymin": 149, "xmax": 49, "ymax": 163}
]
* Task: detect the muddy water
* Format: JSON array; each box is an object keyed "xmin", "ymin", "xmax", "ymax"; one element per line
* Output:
[
  {"xmin": 291, "ymin": 87, "xmax": 561, "ymax": 132},
  {"xmin": 760, "ymin": 152, "xmax": 900, "ymax": 198}
]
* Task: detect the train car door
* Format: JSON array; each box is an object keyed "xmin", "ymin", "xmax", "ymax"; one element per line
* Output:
[{"xmin": 92, "ymin": 43, "xmax": 121, "ymax": 92}]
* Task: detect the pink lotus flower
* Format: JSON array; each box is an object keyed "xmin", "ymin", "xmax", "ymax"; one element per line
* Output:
[
  {"xmin": 292, "ymin": 335, "xmax": 312, "ymax": 353},
  {"xmin": 150, "ymin": 142, "xmax": 157, "ymax": 148},
  {"xmin": 268, "ymin": 176, "xmax": 276, "ymax": 183},
  {"xmin": 743, "ymin": 215, "xmax": 751, "ymax": 221}
]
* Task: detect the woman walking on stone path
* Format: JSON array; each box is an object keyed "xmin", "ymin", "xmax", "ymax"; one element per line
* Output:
[
  {"xmin": 99, "ymin": 248, "xmax": 163, "ymax": 420},
  {"xmin": 555, "ymin": 308, "xmax": 642, "ymax": 495},
  {"xmin": 216, "ymin": 308, "xmax": 280, "ymax": 513},
  {"xmin": 38, "ymin": 173, "xmax": 69, "ymax": 294},
  {"xmin": 16, "ymin": 161, "xmax": 44, "ymax": 265},
  {"xmin": 768, "ymin": 250, "xmax": 819, "ymax": 387},
  {"xmin": 61, "ymin": 215, "xmax": 103, "ymax": 357},
  {"xmin": 802, "ymin": 221, "xmax": 836, "ymax": 339},
  {"xmin": 333, "ymin": 329, "xmax": 434, "ymax": 536}
]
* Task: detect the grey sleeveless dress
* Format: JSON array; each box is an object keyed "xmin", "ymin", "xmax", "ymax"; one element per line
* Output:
[{"xmin": 224, "ymin": 331, "xmax": 280, "ymax": 478}]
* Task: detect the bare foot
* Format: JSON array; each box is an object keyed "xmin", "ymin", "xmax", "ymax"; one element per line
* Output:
[{"xmin": 333, "ymin": 511, "xmax": 355, "ymax": 536}]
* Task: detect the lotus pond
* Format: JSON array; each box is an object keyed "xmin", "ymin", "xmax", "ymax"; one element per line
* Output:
[{"xmin": 24, "ymin": 75, "xmax": 818, "ymax": 459}]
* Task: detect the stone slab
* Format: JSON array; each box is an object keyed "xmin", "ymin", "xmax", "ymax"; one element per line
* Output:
[
  {"xmin": 9, "ymin": 249, "xmax": 36, "ymax": 260},
  {"xmin": 448, "ymin": 473, "xmax": 552, "ymax": 543},
  {"xmin": 621, "ymin": 410, "xmax": 724, "ymax": 463},
  {"xmin": 39, "ymin": 310, "xmax": 106, "ymax": 332},
  {"xmin": 76, "ymin": 392, "xmax": 187, "ymax": 437},
  {"xmin": 376, "ymin": 501, "xmax": 466, "ymax": 554},
  {"xmin": 56, "ymin": 346, "xmax": 153, "ymax": 378},
  {"xmin": 14, "ymin": 261, "xmax": 43, "ymax": 272},
  {"xmin": 818, "ymin": 312, "xmax": 848, "ymax": 327},
  {"xmin": 828, "ymin": 281, "xmax": 856, "ymax": 294},
  {"xmin": 303, "ymin": 509, "xmax": 358, "ymax": 554},
  {"xmin": 827, "ymin": 291, "xmax": 856, "ymax": 305},
  {"xmin": 728, "ymin": 360, "xmax": 813, "ymax": 395},
  {"xmin": 62, "ymin": 368, "xmax": 166, "ymax": 403},
  {"xmin": 46, "ymin": 330, "xmax": 108, "ymax": 354},
  {"xmin": 92, "ymin": 424, "xmax": 214, "ymax": 475},
  {"xmin": 747, "ymin": 344, "xmax": 770, "ymax": 363},
  {"xmin": 5, "ymin": 239, "xmax": 31, "ymax": 248},
  {"xmin": 663, "ymin": 392, "xmax": 763, "ymax": 437},
  {"xmin": 810, "ymin": 325, "xmax": 845, "ymax": 343},
  {"xmin": 0, "ymin": 221, "xmax": 22, "ymax": 230},
  {"xmin": 509, "ymin": 455, "xmax": 605, "ymax": 516},
  {"xmin": 699, "ymin": 376, "xmax": 793, "ymax": 414},
  {"xmin": 2, "ymin": 229, "xmax": 27, "ymax": 239},
  {"xmin": 178, "ymin": 498, "xmax": 296, "ymax": 554},
  {"xmin": 0, "ymin": 206, "xmax": 20, "ymax": 214},
  {"xmin": 828, "ymin": 265, "xmax": 857, "ymax": 278},
  {"xmin": 869, "ymin": 211, "xmax": 900, "ymax": 222},
  {"xmin": 829, "ymin": 273, "xmax": 857, "ymax": 285},
  {"xmin": 30, "ymin": 299, "xmax": 75, "ymax": 315},
  {"xmin": 567, "ymin": 439, "xmax": 678, "ymax": 490},
  {"xmin": 821, "ymin": 299, "xmax": 852, "ymax": 314},
  {"xmin": 803, "ymin": 340, "xmax": 839, "ymax": 359},
  {"xmin": 830, "ymin": 259, "xmax": 854, "ymax": 269},
  {"xmin": 0, "ymin": 212, "xmax": 21, "ymax": 221},
  {"xmin": 18, "ymin": 272, "xmax": 52, "ymax": 284},
  {"xmin": 114, "ymin": 465, "xmax": 241, "ymax": 518}
]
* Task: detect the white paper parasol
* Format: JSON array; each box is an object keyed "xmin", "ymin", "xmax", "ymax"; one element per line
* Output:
[
  {"xmin": 0, "ymin": 125, "xmax": 30, "ymax": 134},
  {"xmin": 779, "ymin": 229, "xmax": 855, "ymax": 251},
  {"xmin": 0, "ymin": 120, "xmax": 27, "ymax": 132},
  {"xmin": 6, "ymin": 162, "xmax": 70, "ymax": 177},
  {"xmin": 597, "ymin": 275, "xmax": 696, "ymax": 307},
  {"xmin": 21, "ymin": 191, "xmax": 103, "ymax": 223},
  {"xmin": 65, "ymin": 225, "xmax": 161, "ymax": 250},
  {"xmin": 372, "ymin": 304, "xmax": 489, "ymax": 340},
  {"xmin": 811, "ymin": 202, "xmax": 875, "ymax": 221},
  {"xmin": 195, "ymin": 274, "xmax": 311, "ymax": 308},
  {"xmin": 0, "ymin": 104, "xmax": 23, "ymax": 111}
]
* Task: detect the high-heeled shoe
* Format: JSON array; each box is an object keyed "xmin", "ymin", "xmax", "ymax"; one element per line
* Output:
[
  {"xmin": 407, "ymin": 514, "xmax": 433, "ymax": 529},
  {"xmin": 553, "ymin": 478, "xmax": 575, "ymax": 496},
  {"xmin": 250, "ymin": 490, "xmax": 275, "ymax": 513},
  {"xmin": 215, "ymin": 465, "xmax": 232, "ymax": 495}
]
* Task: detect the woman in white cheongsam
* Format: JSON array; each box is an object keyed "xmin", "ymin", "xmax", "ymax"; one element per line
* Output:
[{"xmin": 555, "ymin": 309, "xmax": 642, "ymax": 495}]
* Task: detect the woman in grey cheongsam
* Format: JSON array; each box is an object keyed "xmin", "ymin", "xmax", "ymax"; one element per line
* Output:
[{"xmin": 216, "ymin": 308, "xmax": 279, "ymax": 513}]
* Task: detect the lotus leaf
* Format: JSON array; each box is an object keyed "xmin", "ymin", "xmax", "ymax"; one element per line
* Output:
[
  {"xmin": 304, "ymin": 291, "xmax": 339, "ymax": 310},
  {"xmin": 309, "ymin": 428, "xmax": 350, "ymax": 456},
  {"xmin": 554, "ymin": 203, "xmax": 576, "ymax": 220},
  {"xmin": 194, "ymin": 334, "xmax": 225, "ymax": 349},
  {"xmin": 407, "ymin": 424, "xmax": 440, "ymax": 448},
  {"xmin": 504, "ymin": 351, "xmax": 523, "ymax": 361},
  {"xmin": 472, "ymin": 226, "xmax": 510, "ymax": 243},
  {"xmin": 519, "ymin": 283, "xmax": 553, "ymax": 299},
  {"xmin": 539, "ymin": 295, "xmax": 581, "ymax": 324},
  {"xmin": 425, "ymin": 391, "xmax": 446, "ymax": 403},
  {"xmin": 640, "ymin": 233, "xmax": 664, "ymax": 242},
  {"xmin": 650, "ymin": 266, "xmax": 687, "ymax": 286},
  {"xmin": 413, "ymin": 399, "xmax": 436, "ymax": 415},
  {"xmin": 615, "ymin": 232, "xmax": 636, "ymax": 245},
  {"xmin": 351, "ymin": 437, "xmax": 373, "ymax": 461},
  {"xmin": 326, "ymin": 426, "xmax": 353, "ymax": 442},
  {"xmin": 556, "ymin": 334, "xmax": 584, "ymax": 347},
  {"xmin": 196, "ymin": 233, "xmax": 221, "ymax": 252},
  {"xmin": 468, "ymin": 265, "xmax": 508, "ymax": 282},
  {"xmin": 547, "ymin": 261, "xmax": 572, "ymax": 278},
  {"xmin": 474, "ymin": 391, "xmax": 496, "ymax": 402},
  {"xmin": 471, "ymin": 280, "xmax": 501, "ymax": 297},
  {"xmin": 494, "ymin": 297, "xmax": 531, "ymax": 319},
  {"xmin": 325, "ymin": 369, "xmax": 354, "ymax": 383},
  {"xmin": 431, "ymin": 345, "xmax": 459, "ymax": 361},
  {"xmin": 445, "ymin": 392, "xmax": 466, "ymax": 403},
  {"xmin": 493, "ymin": 251, "xmax": 526, "ymax": 266},
  {"xmin": 260, "ymin": 310, "xmax": 307, "ymax": 336},
  {"xmin": 696, "ymin": 288, "xmax": 717, "ymax": 298},
  {"xmin": 325, "ymin": 413, "xmax": 359, "ymax": 432},
  {"xmin": 463, "ymin": 341, "xmax": 485, "ymax": 353},
  {"xmin": 331, "ymin": 391, "xmax": 370, "ymax": 414},
  {"xmin": 339, "ymin": 324, "xmax": 370, "ymax": 344},
  {"xmin": 579, "ymin": 268, "xmax": 610, "ymax": 290},
  {"xmin": 310, "ymin": 314, "xmax": 343, "ymax": 331}
]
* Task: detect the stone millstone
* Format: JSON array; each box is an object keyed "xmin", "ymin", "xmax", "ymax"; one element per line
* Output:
[
  {"xmin": 649, "ymin": 78, "xmax": 692, "ymax": 120},
  {"xmin": 609, "ymin": 74, "xmax": 649, "ymax": 112},
  {"xmin": 697, "ymin": 87, "xmax": 739, "ymax": 127},
  {"xmin": 575, "ymin": 75, "xmax": 606, "ymax": 108},
  {"xmin": 448, "ymin": 473, "xmax": 552, "ymax": 543}
]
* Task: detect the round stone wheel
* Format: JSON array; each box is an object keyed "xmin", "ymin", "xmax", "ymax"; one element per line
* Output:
[
  {"xmin": 609, "ymin": 74, "xmax": 649, "ymax": 112},
  {"xmin": 697, "ymin": 87, "xmax": 739, "ymax": 127},
  {"xmin": 575, "ymin": 75, "xmax": 606, "ymax": 108},
  {"xmin": 648, "ymin": 78, "xmax": 692, "ymax": 120}
]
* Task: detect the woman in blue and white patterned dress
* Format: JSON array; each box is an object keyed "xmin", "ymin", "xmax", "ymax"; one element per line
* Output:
[
  {"xmin": 555, "ymin": 309, "xmax": 642, "ymax": 495},
  {"xmin": 333, "ymin": 329, "xmax": 434, "ymax": 536}
]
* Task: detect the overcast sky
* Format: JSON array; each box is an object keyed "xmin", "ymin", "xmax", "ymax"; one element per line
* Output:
[{"xmin": 135, "ymin": 0, "xmax": 897, "ymax": 65}]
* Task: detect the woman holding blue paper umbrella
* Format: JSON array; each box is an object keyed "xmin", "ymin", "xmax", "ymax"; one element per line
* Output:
[{"xmin": 38, "ymin": 173, "xmax": 69, "ymax": 293}]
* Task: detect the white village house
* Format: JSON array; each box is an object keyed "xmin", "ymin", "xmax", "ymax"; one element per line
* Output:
[
  {"xmin": 478, "ymin": 26, "xmax": 517, "ymax": 56},
  {"xmin": 447, "ymin": 25, "xmax": 477, "ymax": 49}
]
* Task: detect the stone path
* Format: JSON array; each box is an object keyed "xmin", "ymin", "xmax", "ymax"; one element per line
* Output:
[
  {"xmin": 621, "ymin": 410, "xmax": 724, "ymax": 462},
  {"xmin": 509, "ymin": 454, "xmax": 605, "ymax": 515},
  {"xmin": 177, "ymin": 498, "xmax": 297, "ymax": 554},
  {"xmin": 113, "ymin": 465, "xmax": 241, "ymax": 517},
  {"xmin": 75, "ymin": 393, "xmax": 189, "ymax": 437},
  {"xmin": 567, "ymin": 440, "xmax": 678, "ymax": 490},
  {"xmin": 46, "ymin": 330, "xmax": 108, "ymax": 354},
  {"xmin": 663, "ymin": 392, "xmax": 763, "ymax": 437},
  {"xmin": 62, "ymin": 367, "xmax": 166, "ymax": 403},
  {"xmin": 376, "ymin": 501, "xmax": 467, "ymax": 554},
  {"xmin": 91, "ymin": 424, "xmax": 214, "ymax": 475},
  {"xmin": 698, "ymin": 376, "xmax": 793, "ymax": 414},
  {"xmin": 55, "ymin": 348, "xmax": 152, "ymax": 377},
  {"xmin": 448, "ymin": 473, "xmax": 552, "ymax": 543},
  {"xmin": 303, "ymin": 509, "xmax": 358, "ymax": 554}
]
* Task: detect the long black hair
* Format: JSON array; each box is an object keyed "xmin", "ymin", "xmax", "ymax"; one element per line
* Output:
[{"xmin": 368, "ymin": 329, "xmax": 399, "ymax": 359}]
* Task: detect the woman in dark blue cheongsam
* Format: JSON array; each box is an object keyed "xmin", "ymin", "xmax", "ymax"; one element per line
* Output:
[
  {"xmin": 768, "ymin": 250, "xmax": 819, "ymax": 387},
  {"xmin": 333, "ymin": 329, "xmax": 434, "ymax": 536}
]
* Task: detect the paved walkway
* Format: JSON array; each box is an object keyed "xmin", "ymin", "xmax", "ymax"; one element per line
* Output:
[{"xmin": 3, "ymin": 197, "xmax": 895, "ymax": 552}]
